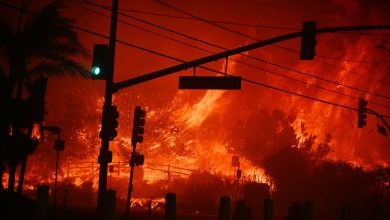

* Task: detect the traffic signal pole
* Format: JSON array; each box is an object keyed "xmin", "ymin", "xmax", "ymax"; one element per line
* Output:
[
  {"xmin": 96, "ymin": 0, "xmax": 118, "ymax": 219},
  {"xmin": 126, "ymin": 106, "xmax": 146, "ymax": 218},
  {"xmin": 125, "ymin": 150, "xmax": 136, "ymax": 218}
]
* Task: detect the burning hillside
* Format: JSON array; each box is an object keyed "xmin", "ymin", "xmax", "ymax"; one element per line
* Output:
[{"xmin": 1, "ymin": 0, "xmax": 390, "ymax": 218}]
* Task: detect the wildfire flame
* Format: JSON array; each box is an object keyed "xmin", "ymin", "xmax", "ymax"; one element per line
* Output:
[{"xmin": 2, "ymin": 1, "xmax": 389, "ymax": 213}]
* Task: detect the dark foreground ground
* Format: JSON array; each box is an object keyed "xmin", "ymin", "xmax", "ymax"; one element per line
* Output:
[
  {"xmin": 48, "ymin": 207, "xmax": 218, "ymax": 220},
  {"xmin": 0, "ymin": 192, "xmax": 217, "ymax": 220}
]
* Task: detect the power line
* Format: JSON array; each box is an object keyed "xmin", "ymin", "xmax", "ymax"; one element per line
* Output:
[
  {"xmin": 334, "ymin": 31, "xmax": 390, "ymax": 37},
  {"xmin": 73, "ymin": 0, "xmax": 298, "ymax": 31},
  {"xmin": 72, "ymin": 0, "xmax": 390, "ymax": 109},
  {"xmin": 152, "ymin": 0, "xmax": 280, "ymax": 43},
  {"xmin": 76, "ymin": 0, "xmax": 390, "ymax": 37},
  {"xmin": 316, "ymin": 61, "xmax": 390, "ymax": 86},
  {"xmin": 0, "ymin": 1, "xmax": 182, "ymax": 66},
  {"xmin": 242, "ymin": 77, "xmax": 356, "ymax": 111},
  {"xmin": 83, "ymin": 0, "xmax": 390, "ymax": 37},
  {"xmin": 72, "ymin": 23, "xmax": 389, "ymax": 117},
  {"xmin": 150, "ymin": 0, "xmax": 390, "ymax": 100},
  {"xmin": 8, "ymin": 0, "xmax": 390, "ymax": 104},
  {"xmin": 203, "ymin": 69, "xmax": 390, "ymax": 118},
  {"xmin": 2, "ymin": 1, "xmax": 389, "ymax": 118},
  {"xmin": 316, "ymin": 55, "xmax": 390, "ymax": 64},
  {"xmin": 80, "ymin": 0, "xmax": 232, "ymax": 54},
  {"xmin": 253, "ymin": 57, "xmax": 390, "ymax": 100},
  {"xmin": 153, "ymin": 0, "xmax": 390, "ymax": 64},
  {"xmin": 237, "ymin": 62, "xmax": 390, "ymax": 109},
  {"xmin": 69, "ymin": 2, "xmax": 213, "ymax": 54},
  {"xmin": 233, "ymin": 0, "xmax": 305, "ymax": 11},
  {"xmin": 271, "ymin": 45, "xmax": 390, "ymax": 64},
  {"xmin": 81, "ymin": 0, "xmax": 390, "ymax": 98},
  {"xmin": 118, "ymin": 7, "xmax": 298, "ymax": 31}
]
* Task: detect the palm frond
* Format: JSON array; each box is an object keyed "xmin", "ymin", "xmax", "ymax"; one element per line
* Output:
[
  {"xmin": 23, "ymin": 0, "xmax": 89, "ymax": 59},
  {"xmin": 28, "ymin": 60, "xmax": 91, "ymax": 78},
  {"xmin": 0, "ymin": 0, "xmax": 89, "ymax": 89},
  {"xmin": 27, "ymin": 51, "xmax": 89, "ymax": 77}
]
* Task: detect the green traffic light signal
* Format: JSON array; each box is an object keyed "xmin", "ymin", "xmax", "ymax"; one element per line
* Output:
[{"xmin": 92, "ymin": 66, "xmax": 101, "ymax": 76}]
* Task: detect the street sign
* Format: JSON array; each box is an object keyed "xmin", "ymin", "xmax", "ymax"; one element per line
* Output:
[{"xmin": 179, "ymin": 76, "xmax": 241, "ymax": 90}]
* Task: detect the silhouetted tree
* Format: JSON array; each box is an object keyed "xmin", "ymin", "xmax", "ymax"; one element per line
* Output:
[{"xmin": 0, "ymin": 0, "xmax": 88, "ymax": 193}]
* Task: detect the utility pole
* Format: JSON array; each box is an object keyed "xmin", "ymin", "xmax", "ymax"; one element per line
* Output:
[
  {"xmin": 126, "ymin": 151, "xmax": 136, "ymax": 219},
  {"xmin": 96, "ymin": 0, "xmax": 118, "ymax": 219}
]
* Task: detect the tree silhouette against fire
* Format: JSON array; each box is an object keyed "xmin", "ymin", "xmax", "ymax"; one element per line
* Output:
[{"xmin": 0, "ymin": 0, "xmax": 88, "ymax": 194}]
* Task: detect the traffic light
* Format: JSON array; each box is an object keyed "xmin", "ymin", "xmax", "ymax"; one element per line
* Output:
[
  {"xmin": 300, "ymin": 21, "xmax": 317, "ymax": 60},
  {"xmin": 91, "ymin": 44, "xmax": 109, "ymax": 80},
  {"xmin": 130, "ymin": 152, "xmax": 144, "ymax": 166},
  {"xmin": 131, "ymin": 106, "xmax": 145, "ymax": 146},
  {"xmin": 358, "ymin": 98, "xmax": 368, "ymax": 128},
  {"xmin": 54, "ymin": 139, "xmax": 65, "ymax": 151},
  {"xmin": 100, "ymin": 105, "xmax": 119, "ymax": 140}
]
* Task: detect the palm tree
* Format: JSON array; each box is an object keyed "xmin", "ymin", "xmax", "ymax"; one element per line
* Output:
[{"xmin": 0, "ymin": 0, "xmax": 90, "ymax": 193}]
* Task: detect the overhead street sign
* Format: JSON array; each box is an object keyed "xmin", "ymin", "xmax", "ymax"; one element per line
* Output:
[{"xmin": 179, "ymin": 76, "xmax": 241, "ymax": 90}]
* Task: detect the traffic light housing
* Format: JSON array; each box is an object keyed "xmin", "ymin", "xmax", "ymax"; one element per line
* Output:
[
  {"xmin": 91, "ymin": 44, "xmax": 109, "ymax": 80},
  {"xmin": 130, "ymin": 152, "xmax": 144, "ymax": 166},
  {"xmin": 54, "ymin": 139, "xmax": 65, "ymax": 151},
  {"xmin": 100, "ymin": 105, "xmax": 119, "ymax": 140},
  {"xmin": 358, "ymin": 98, "xmax": 368, "ymax": 128},
  {"xmin": 300, "ymin": 21, "xmax": 317, "ymax": 60},
  {"xmin": 131, "ymin": 106, "xmax": 145, "ymax": 146},
  {"xmin": 98, "ymin": 150, "xmax": 112, "ymax": 164}
]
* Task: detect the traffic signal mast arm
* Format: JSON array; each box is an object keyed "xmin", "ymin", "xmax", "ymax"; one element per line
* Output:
[
  {"xmin": 367, "ymin": 108, "xmax": 390, "ymax": 131},
  {"xmin": 113, "ymin": 24, "xmax": 390, "ymax": 92}
]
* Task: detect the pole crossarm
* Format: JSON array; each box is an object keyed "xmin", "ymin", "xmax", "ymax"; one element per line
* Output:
[{"xmin": 113, "ymin": 24, "xmax": 390, "ymax": 92}]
